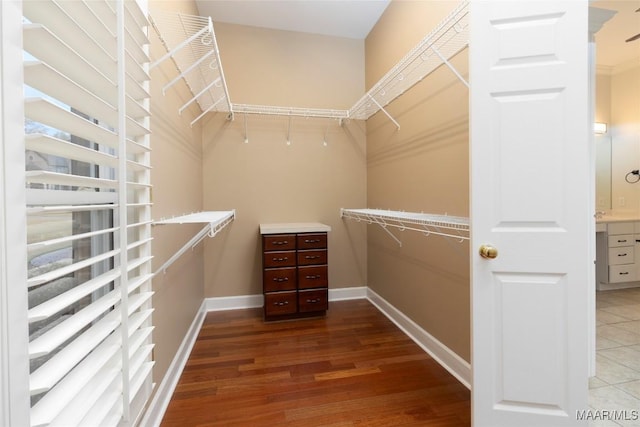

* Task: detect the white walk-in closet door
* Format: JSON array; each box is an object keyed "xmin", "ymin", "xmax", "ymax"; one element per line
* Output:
[{"xmin": 470, "ymin": 1, "xmax": 590, "ymax": 426}]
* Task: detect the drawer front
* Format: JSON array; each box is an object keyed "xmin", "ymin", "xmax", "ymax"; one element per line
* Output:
[
  {"xmin": 297, "ymin": 233, "xmax": 327, "ymax": 250},
  {"xmin": 609, "ymin": 222, "xmax": 635, "ymax": 235},
  {"xmin": 298, "ymin": 265, "xmax": 328, "ymax": 289},
  {"xmin": 609, "ymin": 265, "xmax": 637, "ymax": 283},
  {"xmin": 297, "ymin": 249, "xmax": 327, "ymax": 266},
  {"xmin": 263, "ymin": 234, "xmax": 296, "ymax": 251},
  {"xmin": 608, "ymin": 234, "xmax": 634, "ymax": 248},
  {"xmin": 264, "ymin": 292, "xmax": 297, "ymax": 316},
  {"xmin": 263, "ymin": 250, "xmax": 296, "ymax": 268},
  {"xmin": 608, "ymin": 247, "xmax": 635, "ymax": 265},
  {"xmin": 264, "ymin": 268, "xmax": 296, "ymax": 292},
  {"xmin": 298, "ymin": 289, "xmax": 328, "ymax": 313}
]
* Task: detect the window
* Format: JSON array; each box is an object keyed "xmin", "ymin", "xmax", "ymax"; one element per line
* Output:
[{"xmin": 21, "ymin": 1, "xmax": 154, "ymax": 425}]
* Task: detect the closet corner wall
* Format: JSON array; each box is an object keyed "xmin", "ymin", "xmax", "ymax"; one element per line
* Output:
[
  {"xmin": 201, "ymin": 23, "xmax": 368, "ymax": 301},
  {"xmin": 148, "ymin": 0, "xmax": 207, "ymax": 388},
  {"xmin": 365, "ymin": 0, "xmax": 471, "ymax": 362}
]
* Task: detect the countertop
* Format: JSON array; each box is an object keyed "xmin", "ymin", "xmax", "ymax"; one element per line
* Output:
[
  {"xmin": 260, "ymin": 222, "xmax": 331, "ymax": 234},
  {"xmin": 596, "ymin": 213, "xmax": 640, "ymax": 224}
]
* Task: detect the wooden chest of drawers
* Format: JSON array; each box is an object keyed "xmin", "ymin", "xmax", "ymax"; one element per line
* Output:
[{"xmin": 260, "ymin": 223, "xmax": 330, "ymax": 321}]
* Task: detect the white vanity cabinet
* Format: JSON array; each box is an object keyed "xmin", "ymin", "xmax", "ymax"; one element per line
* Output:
[{"xmin": 597, "ymin": 221, "xmax": 640, "ymax": 290}]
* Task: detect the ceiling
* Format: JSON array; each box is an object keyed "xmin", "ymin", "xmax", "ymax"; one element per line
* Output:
[
  {"xmin": 592, "ymin": 0, "xmax": 640, "ymax": 68},
  {"xmin": 195, "ymin": 0, "xmax": 639, "ymax": 67},
  {"xmin": 195, "ymin": 0, "xmax": 390, "ymax": 40}
]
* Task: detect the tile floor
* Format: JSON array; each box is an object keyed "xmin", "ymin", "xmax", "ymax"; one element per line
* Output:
[{"xmin": 590, "ymin": 287, "xmax": 640, "ymax": 426}]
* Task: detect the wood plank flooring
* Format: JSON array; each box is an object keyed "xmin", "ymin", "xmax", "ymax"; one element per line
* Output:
[{"xmin": 161, "ymin": 299, "xmax": 470, "ymax": 426}]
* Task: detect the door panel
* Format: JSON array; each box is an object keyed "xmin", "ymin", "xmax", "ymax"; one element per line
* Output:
[{"xmin": 470, "ymin": 1, "xmax": 590, "ymax": 425}]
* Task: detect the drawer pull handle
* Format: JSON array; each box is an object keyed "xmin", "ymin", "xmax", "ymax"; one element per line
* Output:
[
  {"xmin": 273, "ymin": 257, "xmax": 289, "ymax": 262},
  {"xmin": 306, "ymin": 298, "xmax": 320, "ymax": 304},
  {"xmin": 305, "ymin": 255, "xmax": 320, "ymax": 260},
  {"xmin": 305, "ymin": 275, "xmax": 321, "ymax": 279},
  {"xmin": 273, "ymin": 277, "xmax": 289, "ymax": 282},
  {"xmin": 273, "ymin": 241, "xmax": 288, "ymax": 245},
  {"xmin": 621, "ymin": 272, "xmax": 630, "ymax": 275},
  {"xmin": 273, "ymin": 301, "xmax": 289, "ymax": 306},
  {"xmin": 618, "ymin": 239, "xmax": 628, "ymax": 243},
  {"xmin": 618, "ymin": 254, "xmax": 628, "ymax": 257},
  {"xmin": 304, "ymin": 239, "xmax": 321, "ymax": 243}
]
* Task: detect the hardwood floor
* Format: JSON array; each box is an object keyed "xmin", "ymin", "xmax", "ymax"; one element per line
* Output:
[{"xmin": 161, "ymin": 299, "xmax": 470, "ymax": 426}]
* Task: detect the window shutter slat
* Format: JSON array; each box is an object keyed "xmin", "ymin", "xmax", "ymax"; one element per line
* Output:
[
  {"xmin": 25, "ymin": 98, "xmax": 150, "ymax": 154},
  {"xmin": 26, "ymin": 133, "xmax": 149, "ymax": 173},
  {"xmin": 25, "ymin": 170, "xmax": 117, "ymax": 189},
  {"xmin": 24, "ymin": 61, "xmax": 118, "ymax": 126},
  {"xmin": 23, "ymin": 23, "xmax": 148, "ymax": 102},
  {"xmin": 26, "ymin": 188, "xmax": 118, "ymax": 206},
  {"xmin": 28, "ymin": 249, "xmax": 119, "ymax": 288},
  {"xmin": 27, "ymin": 204, "xmax": 118, "ymax": 214},
  {"xmin": 28, "ymin": 269, "xmax": 120, "ymax": 323},
  {"xmin": 24, "ymin": 61, "xmax": 150, "ymax": 134},
  {"xmin": 29, "ymin": 316, "xmax": 121, "ymax": 397},
  {"xmin": 29, "ymin": 288, "xmax": 123, "ymax": 359},
  {"xmin": 27, "ymin": 226, "xmax": 117, "ymax": 251},
  {"xmin": 29, "ymin": 292, "xmax": 152, "ymax": 398},
  {"xmin": 25, "ymin": 133, "xmax": 118, "ymax": 168}
]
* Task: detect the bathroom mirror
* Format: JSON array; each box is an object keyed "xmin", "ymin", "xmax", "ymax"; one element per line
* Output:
[{"xmin": 595, "ymin": 134, "xmax": 612, "ymax": 210}]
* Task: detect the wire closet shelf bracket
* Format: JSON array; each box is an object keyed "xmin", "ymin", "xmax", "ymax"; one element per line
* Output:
[
  {"xmin": 340, "ymin": 208, "xmax": 469, "ymax": 247},
  {"xmin": 152, "ymin": 210, "xmax": 235, "ymax": 276}
]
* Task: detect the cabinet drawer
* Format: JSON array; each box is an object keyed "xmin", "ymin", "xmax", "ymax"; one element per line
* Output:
[
  {"xmin": 264, "ymin": 268, "xmax": 296, "ymax": 292},
  {"xmin": 609, "ymin": 222, "xmax": 635, "ymax": 235},
  {"xmin": 298, "ymin": 289, "xmax": 328, "ymax": 313},
  {"xmin": 609, "ymin": 265, "xmax": 636, "ymax": 283},
  {"xmin": 608, "ymin": 234, "xmax": 634, "ymax": 247},
  {"xmin": 264, "ymin": 292, "xmax": 297, "ymax": 316},
  {"xmin": 298, "ymin": 265, "xmax": 328, "ymax": 289},
  {"xmin": 263, "ymin": 251, "xmax": 296, "ymax": 268},
  {"xmin": 297, "ymin": 233, "xmax": 327, "ymax": 250},
  {"xmin": 608, "ymin": 247, "xmax": 635, "ymax": 265},
  {"xmin": 263, "ymin": 234, "xmax": 296, "ymax": 251},
  {"xmin": 297, "ymin": 249, "xmax": 327, "ymax": 266}
]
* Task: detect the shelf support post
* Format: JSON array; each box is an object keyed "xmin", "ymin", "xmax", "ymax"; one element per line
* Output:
[
  {"xmin": 162, "ymin": 49, "xmax": 215, "ymax": 95},
  {"xmin": 431, "ymin": 46, "xmax": 469, "ymax": 88},
  {"xmin": 149, "ymin": 23, "xmax": 210, "ymax": 70},
  {"xmin": 367, "ymin": 94, "xmax": 400, "ymax": 130},
  {"xmin": 179, "ymin": 77, "xmax": 221, "ymax": 115}
]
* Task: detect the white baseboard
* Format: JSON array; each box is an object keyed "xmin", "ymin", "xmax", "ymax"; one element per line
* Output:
[
  {"xmin": 329, "ymin": 286, "xmax": 367, "ymax": 301},
  {"xmin": 138, "ymin": 300, "xmax": 208, "ymax": 427},
  {"xmin": 366, "ymin": 288, "xmax": 471, "ymax": 389},
  {"xmin": 204, "ymin": 294, "xmax": 263, "ymax": 311},
  {"xmin": 140, "ymin": 286, "xmax": 470, "ymax": 426}
]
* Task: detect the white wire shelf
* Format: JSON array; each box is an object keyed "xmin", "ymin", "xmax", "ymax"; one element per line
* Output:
[
  {"xmin": 348, "ymin": 1, "xmax": 469, "ymax": 124},
  {"xmin": 149, "ymin": 10, "xmax": 232, "ymax": 126},
  {"xmin": 341, "ymin": 208, "xmax": 469, "ymax": 246},
  {"xmin": 149, "ymin": 0, "xmax": 468, "ymax": 129},
  {"xmin": 232, "ymin": 104, "xmax": 348, "ymax": 120},
  {"xmin": 152, "ymin": 210, "xmax": 235, "ymax": 276}
]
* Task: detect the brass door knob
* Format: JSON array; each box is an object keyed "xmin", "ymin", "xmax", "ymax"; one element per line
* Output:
[{"xmin": 479, "ymin": 244, "xmax": 498, "ymax": 259}]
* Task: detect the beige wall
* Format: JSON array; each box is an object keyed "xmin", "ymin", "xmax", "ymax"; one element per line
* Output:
[
  {"xmin": 149, "ymin": 0, "xmax": 206, "ymax": 388},
  {"xmin": 365, "ymin": 0, "xmax": 471, "ymax": 361},
  {"xmin": 201, "ymin": 24, "xmax": 368, "ymax": 298}
]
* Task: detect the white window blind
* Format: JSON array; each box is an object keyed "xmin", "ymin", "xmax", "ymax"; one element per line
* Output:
[{"xmin": 22, "ymin": 1, "xmax": 153, "ymax": 426}]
